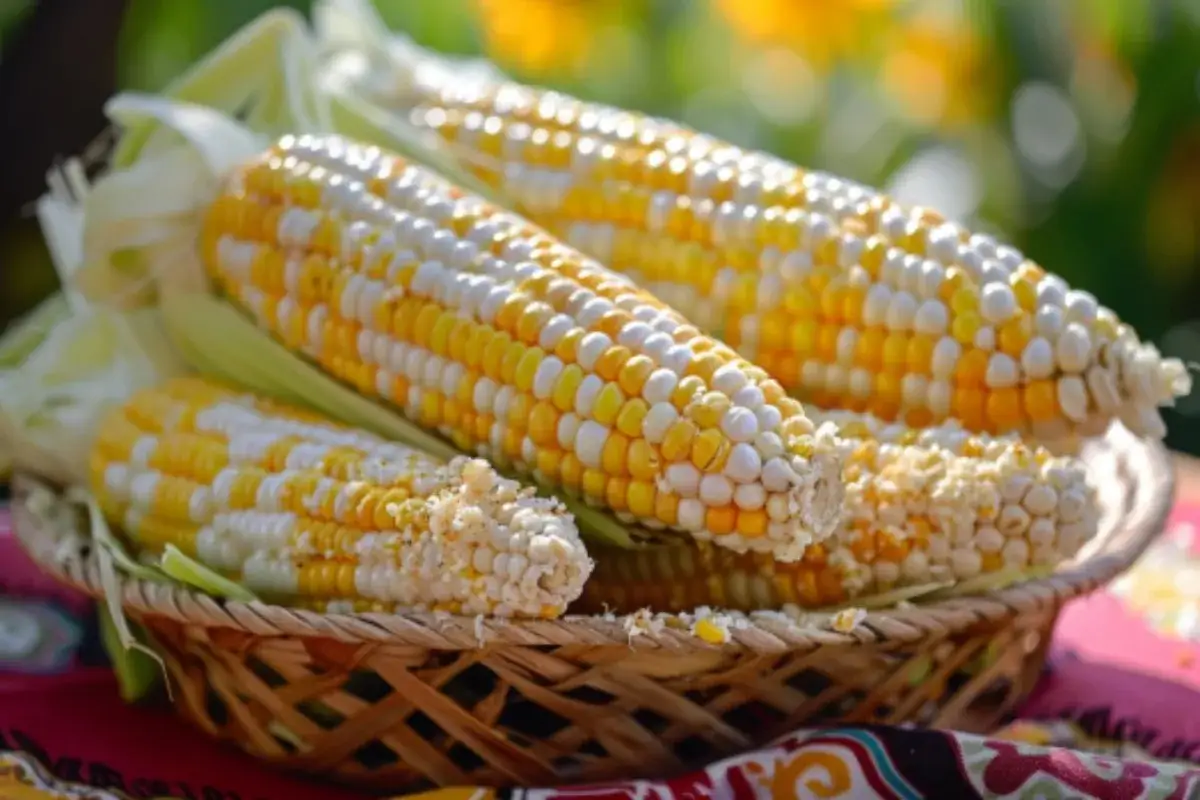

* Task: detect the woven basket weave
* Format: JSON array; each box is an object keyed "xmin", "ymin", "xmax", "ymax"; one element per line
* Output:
[{"xmin": 12, "ymin": 423, "xmax": 1174, "ymax": 792}]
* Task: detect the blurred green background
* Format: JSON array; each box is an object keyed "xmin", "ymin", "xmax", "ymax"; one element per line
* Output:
[{"xmin": 2, "ymin": 0, "xmax": 1199, "ymax": 450}]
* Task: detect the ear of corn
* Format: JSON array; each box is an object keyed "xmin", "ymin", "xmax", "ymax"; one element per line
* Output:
[
  {"xmin": 393, "ymin": 75, "xmax": 1191, "ymax": 448},
  {"xmin": 91, "ymin": 376, "xmax": 593, "ymax": 618},
  {"xmin": 576, "ymin": 409, "xmax": 1099, "ymax": 614},
  {"xmin": 199, "ymin": 133, "xmax": 846, "ymax": 562}
]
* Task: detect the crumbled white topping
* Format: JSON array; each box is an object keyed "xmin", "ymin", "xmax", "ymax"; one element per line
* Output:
[{"xmin": 831, "ymin": 607, "xmax": 867, "ymax": 633}]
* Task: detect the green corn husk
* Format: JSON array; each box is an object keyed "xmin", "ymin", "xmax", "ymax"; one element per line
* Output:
[
  {"xmin": 100, "ymin": 611, "xmax": 162, "ymax": 703},
  {"xmin": 0, "ymin": 293, "xmax": 72, "ymax": 368},
  {"xmin": 161, "ymin": 544, "xmax": 257, "ymax": 603},
  {"xmin": 0, "ymin": 293, "xmax": 73, "ymax": 480},
  {"xmin": 110, "ymin": 8, "xmax": 325, "ymax": 169}
]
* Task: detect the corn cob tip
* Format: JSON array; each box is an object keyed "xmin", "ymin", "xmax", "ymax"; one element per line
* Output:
[
  {"xmin": 94, "ymin": 380, "xmax": 592, "ymax": 619},
  {"xmin": 1111, "ymin": 342, "xmax": 1191, "ymax": 440},
  {"xmin": 367, "ymin": 453, "xmax": 593, "ymax": 618},
  {"xmin": 812, "ymin": 409, "xmax": 1100, "ymax": 594}
]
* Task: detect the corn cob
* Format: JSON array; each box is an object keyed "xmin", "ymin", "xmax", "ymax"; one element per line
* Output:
[
  {"xmin": 90, "ymin": 377, "xmax": 592, "ymax": 618},
  {"xmin": 397, "ymin": 77, "xmax": 1191, "ymax": 445},
  {"xmin": 576, "ymin": 409, "xmax": 1099, "ymax": 613},
  {"xmin": 199, "ymin": 134, "xmax": 845, "ymax": 562}
]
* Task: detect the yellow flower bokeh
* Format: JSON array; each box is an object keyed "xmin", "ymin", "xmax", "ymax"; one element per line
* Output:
[
  {"xmin": 472, "ymin": 0, "xmax": 600, "ymax": 78},
  {"xmin": 714, "ymin": 0, "xmax": 897, "ymax": 72},
  {"xmin": 881, "ymin": 11, "xmax": 992, "ymax": 129}
]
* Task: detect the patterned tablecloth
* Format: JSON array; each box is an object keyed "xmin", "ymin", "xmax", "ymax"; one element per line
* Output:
[{"xmin": 4, "ymin": 504, "xmax": 1200, "ymax": 800}]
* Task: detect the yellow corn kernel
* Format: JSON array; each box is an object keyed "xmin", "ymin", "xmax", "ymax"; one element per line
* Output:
[
  {"xmin": 616, "ymin": 399, "xmax": 649, "ymax": 438},
  {"xmin": 593, "ymin": 383, "xmax": 626, "ymax": 425}
]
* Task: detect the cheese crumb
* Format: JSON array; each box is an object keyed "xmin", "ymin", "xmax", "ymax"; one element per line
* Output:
[
  {"xmin": 623, "ymin": 608, "xmax": 664, "ymax": 642},
  {"xmin": 832, "ymin": 607, "xmax": 867, "ymax": 633},
  {"xmin": 692, "ymin": 616, "xmax": 731, "ymax": 644}
]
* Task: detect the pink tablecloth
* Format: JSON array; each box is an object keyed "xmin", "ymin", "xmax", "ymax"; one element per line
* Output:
[{"xmin": 1017, "ymin": 504, "xmax": 1200, "ymax": 762}]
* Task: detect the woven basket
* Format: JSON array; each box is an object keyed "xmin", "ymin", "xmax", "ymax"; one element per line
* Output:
[{"xmin": 11, "ymin": 423, "xmax": 1174, "ymax": 792}]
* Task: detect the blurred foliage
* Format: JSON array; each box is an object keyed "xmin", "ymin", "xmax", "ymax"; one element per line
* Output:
[
  {"xmin": 1, "ymin": 0, "xmax": 1199, "ymax": 450},
  {"xmin": 0, "ymin": 0, "xmax": 33, "ymax": 53}
]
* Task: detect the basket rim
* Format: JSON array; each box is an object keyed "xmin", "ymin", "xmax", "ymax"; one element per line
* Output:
[{"xmin": 10, "ymin": 424, "xmax": 1175, "ymax": 654}]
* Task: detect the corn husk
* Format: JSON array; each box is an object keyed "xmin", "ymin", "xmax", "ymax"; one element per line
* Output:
[{"xmin": 0, "ymin": 293, "xmax": 73, "ymax": 480}]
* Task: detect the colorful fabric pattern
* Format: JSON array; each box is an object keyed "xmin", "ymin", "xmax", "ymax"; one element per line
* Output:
[
  {"xmin": 0, "ymin": 599, "xmax": 84, "ymax": 676},
  {"xmin": 511, "ymin": 726, "xmax": 1200, "ymax": 800},
  {"xmin": 0, "ymin": 750, "xmax": 130, "ymax": 799},
  {"xmin": 4, "ymin": 724, "xmax": 1200, "ymax": 800},
  {"xmin": 993, "ymin": 719, "xmax": 1164, "ymax": 762}
]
